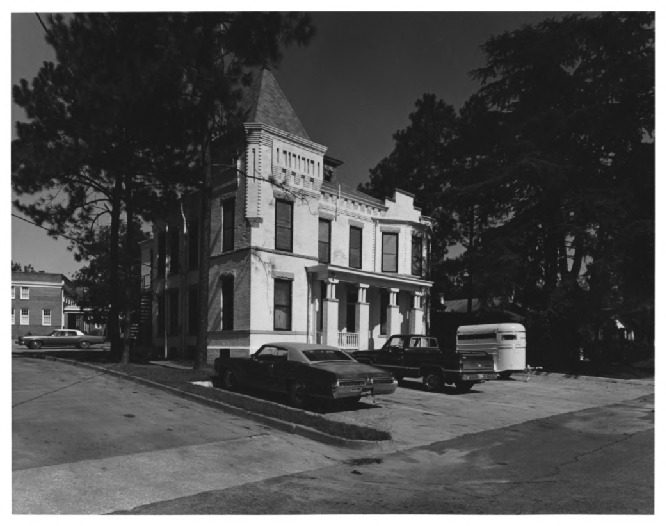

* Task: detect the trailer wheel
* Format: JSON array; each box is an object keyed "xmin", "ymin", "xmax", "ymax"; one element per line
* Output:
[{"xmin": 498, "ymin": 371, "xmax": 512, "ymax": 379}]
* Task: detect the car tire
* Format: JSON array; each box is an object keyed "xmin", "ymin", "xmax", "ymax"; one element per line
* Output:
[
  {"xmin": 28, "ymin": 341, "xmax": 43, "ymax": 350},
  {"xmin": 78, "ymin": 341, "xmax": 90, "ymax": 349},
  {"xmin": 220, "ymin": 369, "xmax": 238, "ymax": 390},
  {"xmin": 288, "ymin": 381, "xmax": 308, "ymax": 408},
  {"xmin": 423, "ymin": 371, "xmax": 444, "ymax": 392},
  {"xmin": 498, "ymin": 371, "xmax": 512, "ymax": 379},
  {"xmin": 455, "ymin": 380, "xmax": 474, "ymax": 392}
]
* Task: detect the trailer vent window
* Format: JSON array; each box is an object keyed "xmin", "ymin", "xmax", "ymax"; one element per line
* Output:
[
  {"xmin": 458, "ymin": 333, "xmax": 497, "ymax": 341},
  {"xmin": 502, "ymin": 335, "xmax": 517, "ymax": 341}
]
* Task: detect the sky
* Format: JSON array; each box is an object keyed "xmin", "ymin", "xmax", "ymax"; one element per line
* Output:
[{"xmin": 7, "ymin": 5, "xmax": 655, "ymax": 278}]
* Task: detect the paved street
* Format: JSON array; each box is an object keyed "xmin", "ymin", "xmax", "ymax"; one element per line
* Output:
[{"xmin": 13, "ymin": 355, "xmax": 654, "ymax": 514}]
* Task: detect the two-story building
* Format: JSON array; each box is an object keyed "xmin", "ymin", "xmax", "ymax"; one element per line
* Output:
[
  {"xmin": 11, "ymin": 271, "xmax": 76, "ymax": 339},
  {"xmin": 141, "ymin": 69, "xmax": 433, "ymax": 362}
]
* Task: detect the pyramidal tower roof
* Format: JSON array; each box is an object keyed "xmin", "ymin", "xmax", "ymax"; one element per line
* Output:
[{"xmin": 244, "ymin": 68, "xmax": 310, "ymax": 141}]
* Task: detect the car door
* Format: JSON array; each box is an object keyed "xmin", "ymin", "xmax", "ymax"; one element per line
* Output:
[
  {"xmin": 380, "ymin": 336, "xmax": 405, "ymax": 368},
  {"xmin": 243, "ymin": 346, "xmax": 281, "ymax": 391},
  {"xmin": 47, "ymin": 331, "xmax": 67, "ymax": 347}
]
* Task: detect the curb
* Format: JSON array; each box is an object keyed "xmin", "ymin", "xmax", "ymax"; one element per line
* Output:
[{"xmin": 16, "ymin": 353, "xmax": 387, "ymax": 450}]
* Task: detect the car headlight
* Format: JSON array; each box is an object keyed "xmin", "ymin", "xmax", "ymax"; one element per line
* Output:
[{"xmin": 331, "ymin": 379, "xmax": 339, "ymax": 393}]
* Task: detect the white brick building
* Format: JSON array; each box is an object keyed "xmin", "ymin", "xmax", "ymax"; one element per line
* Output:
[{"xmin": 141, "ymin": 69, "xmax": 433, "ymax": 361}]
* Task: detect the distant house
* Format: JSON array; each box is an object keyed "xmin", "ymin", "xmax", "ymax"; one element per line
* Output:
[
  {"xmin": 11, "ymin": 271, "xmax": 103, "ymax": 340},
  {"xmin": 140, "ymin": 69, "xmax": 434, "ymax": 361}
]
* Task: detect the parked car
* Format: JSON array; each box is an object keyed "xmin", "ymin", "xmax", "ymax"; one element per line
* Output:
[
  {"xmin": 18, "ymin": 329, "xmax": 106, "ymax": 349},
  {"xmin": 351, "ymin": 334, "xmax": 497, "ymax": 392},
  {"xmin": 214, "ymin": 342, "xmax": 398, "ymax": 408}
]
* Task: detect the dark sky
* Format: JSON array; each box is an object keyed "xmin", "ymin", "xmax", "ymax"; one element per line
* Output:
[{"xmin": 10, "ymin": 11, "xmax": 569, "ymax": 276}]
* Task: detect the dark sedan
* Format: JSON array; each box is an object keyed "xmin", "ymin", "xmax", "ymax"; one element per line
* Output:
[{"xmin": 214, "ymin": 342, "xmax": 397, "ymax": 408}]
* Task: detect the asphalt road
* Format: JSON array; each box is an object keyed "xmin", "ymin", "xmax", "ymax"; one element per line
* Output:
[{"xmin": 12, "ymin": 354, "xmax": 654, "ymax": 514}]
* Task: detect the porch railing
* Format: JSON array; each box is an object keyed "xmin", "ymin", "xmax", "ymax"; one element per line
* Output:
[{"xmin": 338, "ymin": 332, "xmax": 359, "ymax": 350}]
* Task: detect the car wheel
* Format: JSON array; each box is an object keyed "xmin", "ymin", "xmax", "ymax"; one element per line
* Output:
[
  {"xmin": 28, "ymin": 341, "xmax": 43, "ymax": 350},
  {"xmin": 288, "ymin": 381, "xmax": 308, "ymax": 408},
  {"xmin": 221, "ymin": 369, "xmax": 238, "ymax": 390},
  {"xmin": 78, "ymin": 341, "xmax": 90, "ymax": 349},
  {"xmin": 423, "ymin": 371, "xmax": 444, "ymax": 392},
  {"xmin": 498, "ymin": 371, "xmax": 512, "ymax": 380},
  {"xmin": 455, "ymin": 380, "xmax": 474, "ymax": 392}
]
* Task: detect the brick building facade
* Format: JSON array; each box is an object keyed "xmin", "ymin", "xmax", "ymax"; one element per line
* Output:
[{"xmin": 141, "ymin": 69, "xmax": 433, "ymax": 361}]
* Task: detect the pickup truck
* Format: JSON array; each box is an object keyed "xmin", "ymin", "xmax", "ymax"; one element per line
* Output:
[
  {"xmin": 350, "ymin": 334, "xmax": 497, "ymax": 392},
  {"xmin": 18, "ymin": 329, "xmax": 106, "ymax": 350}
]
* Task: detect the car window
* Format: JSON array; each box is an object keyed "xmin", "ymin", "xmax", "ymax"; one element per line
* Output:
[
  {"xmin": 302, "ymin": 349, "xmax": 353, "ymax": 362},
  {"xmin": 255, "ymin": 346, "xmax": 284, "ymax": 362}
]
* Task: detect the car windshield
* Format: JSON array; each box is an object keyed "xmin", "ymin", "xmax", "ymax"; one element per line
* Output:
[{"xmin": 302, "ymin": 349, "xmax": 353, "ymax": 362}]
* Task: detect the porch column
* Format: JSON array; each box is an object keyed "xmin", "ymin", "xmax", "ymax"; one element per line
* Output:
[
  {"xmin": 355, "ymin": 283, "xmax": 370, "ymax": 350},
  {"xmin": 409, "ymin": 291, "xmax": 424, "ymax": 334},
  {"xmin": 323, "ymin": 278, "xmax": 339, "ymax": 347},
  {"xmin": 387, "ymin": 287, "xmax": 401, "ymax": 336}
]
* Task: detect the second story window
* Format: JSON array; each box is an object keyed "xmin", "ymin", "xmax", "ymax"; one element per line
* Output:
[
  {"xmin": 349, "ymin": 226, "xmax": 362, "ymax": 269},
  {"xmin": 11, "ymin": 286, "xmax": 15, "ymax": 299},
  {"xmin": 318, "ymin": 219, "xmax": 331, "ymax": 263},
  {"xmin": 222, "ymin": 199, "xmax": 235, "ymax": 252},
  {"xmin": 382, "ymin": 232, "xmax": 398, "ymax": 273},
  {"xmin": 412, "ymin": 235, "xmax": 423, "ymax": 277},
  {"xmin": 275, "ymin": 200, "xmax": 293, "ymax": 252},
  {"xmin": 20, "ymin": 287, "xmax": 29, "ymax": 300}
]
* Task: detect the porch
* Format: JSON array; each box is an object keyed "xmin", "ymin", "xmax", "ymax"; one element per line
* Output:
[{"xmin": 307, "ymin": 264, "xmax": 433, "ymax": 351}]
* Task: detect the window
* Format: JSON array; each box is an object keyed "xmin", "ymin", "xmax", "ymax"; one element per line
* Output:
[
  {"xmin": 221, "ymin": 276, "xmax": 234, "ymax": 330},
  {"xmin": 11, "ymin": 286, "xmax": 15, "ymax": 299},
  {"xmin": 42, "ymin": 309, "xmax": 52, "ymax": 326},
  {"xmin": 168, "ymin": 226, "xmax": 180, "ymax": 275},
  {"xmin": 188, "ymin": 287, "xmax": 199, "ymax": 335},
  {"xmin": 168, "ymin": 290, "xmax": 179, "ymax": 335},
  {"xmin": 275, "ymin": 200, "xmax": 293, "ymax": 252},
  {"xmin": 20, "ymin": 287, "xmax": 29, "ymax": 300},
  {"xmin": 382, "ymin": 233, "xmax": 398, "ymax": 273},
  {"xmin": 274, "ymin": 279, "xmax": 292, "ymax": 331},
  {"xmin": 222, "ymin": 199, "xmax": 235, "ymax": 252},
  {"xmin": 379, "ymin": 290, "xmax": 388, "ymax": 335},
  {"xmin": 318, "ymin": 219, "xmax": 331, "ymax": 263},
  {"xmin": 20, "ymin": 308, "xmax": 29, "ymax": 325},
  {"xmin": 12, "ymin": 308, "xmax": 15, "ymax": 325},
  {"xmin": 188, "ymin": 219, "xmax": 199, "ymax": 269},
  {"xmin": 412, "ymin": 235, "xmax": 423, "ymax": 276},
  {"xmin": 349, "ymin": 226, "xmax": 362, "ymax": 269}
]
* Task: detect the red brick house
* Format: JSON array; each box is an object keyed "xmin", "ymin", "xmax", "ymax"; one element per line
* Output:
[{"xmin": 11, "ymin": 271, "xmax": 82, "ymax": 339}]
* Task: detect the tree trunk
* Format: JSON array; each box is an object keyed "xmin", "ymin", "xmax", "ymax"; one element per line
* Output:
[
  {"xmin": 194, "ymin": 141, "xmax": 212, "ymax": 370},
  {"xmin": 107, "ymin": 175, "xmax": 124, "ymax": 361}
]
